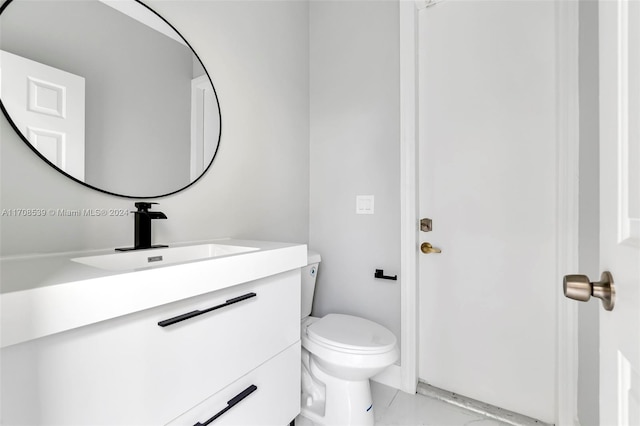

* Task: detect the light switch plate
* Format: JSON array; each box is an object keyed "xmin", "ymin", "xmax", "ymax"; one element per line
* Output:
[{"xmin": 356, "ymin": 195, "xmax": 374, "ymax": 214}]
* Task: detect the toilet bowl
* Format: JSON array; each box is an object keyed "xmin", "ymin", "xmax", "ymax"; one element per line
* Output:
[{"xmin": 300, "ymin": 251, "xmax": 399, "ymax": 426}]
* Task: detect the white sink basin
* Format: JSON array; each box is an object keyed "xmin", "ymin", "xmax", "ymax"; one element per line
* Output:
[{"xmin": 71, "ymin": 243, "xmax": 258, "ymax": 271}]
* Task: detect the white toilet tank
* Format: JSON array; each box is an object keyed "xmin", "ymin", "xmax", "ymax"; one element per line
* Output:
[{"xmin": 301, "ymin": 250, "xmax": 321, "ymax": 319}]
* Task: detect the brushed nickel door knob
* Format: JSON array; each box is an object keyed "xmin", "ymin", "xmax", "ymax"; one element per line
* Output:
[
  {"xmin": 421, "ymin": 242, "xmax": 441, "ymax": 254},
  {"xmin": 563, "ymin": 271, "xmax": 615, "ymax": 311}
]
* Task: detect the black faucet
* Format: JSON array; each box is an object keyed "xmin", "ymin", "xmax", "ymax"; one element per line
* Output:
[{"xmin": 115, "ymin": 202, "xmax": 168, "ymax": 251}]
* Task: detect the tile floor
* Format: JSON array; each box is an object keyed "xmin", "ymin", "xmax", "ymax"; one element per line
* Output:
[{"xmin": 296, "ymin": 382, "xmax": 511, "ymax": 426}]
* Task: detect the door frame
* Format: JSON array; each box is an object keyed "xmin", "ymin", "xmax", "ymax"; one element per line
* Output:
[
  {"xmin": 397, "ymin": 0, "xmax": 419, "ymax": 395},
  {"xmin": 397, "ymin": 1, "xmax": 581, "ymax": 423}
]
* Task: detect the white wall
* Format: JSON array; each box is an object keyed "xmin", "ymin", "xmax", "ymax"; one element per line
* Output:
[
  {"xmin": 578, "ymin": 0, "xmax": 600, "ymax": 423},
  {"xmin": 0, "ymin": 0, "xmax": 309, "ymax": 256},
  {"xmin": 308, "ymin": 1, "xmax": 401, "ymax": 346}
]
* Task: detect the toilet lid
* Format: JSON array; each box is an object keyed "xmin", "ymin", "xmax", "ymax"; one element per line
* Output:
[{"xmin": 306, "ymin": 314, "xmax": 397, "ymax": 353}]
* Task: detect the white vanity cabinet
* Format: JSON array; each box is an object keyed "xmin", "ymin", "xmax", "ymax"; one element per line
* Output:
[
  {"xmin": 167, "ymin": 344, "xmax": 300, "ymax": 425},
  {"xmin": 1, "ymin": 268, "xmax": 301, "ymax": 425}
]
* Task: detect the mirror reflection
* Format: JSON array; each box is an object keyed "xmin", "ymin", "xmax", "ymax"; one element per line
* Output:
[{"xmin": 0, "ymin": 0, "xmax": 221, "ymax": 197}]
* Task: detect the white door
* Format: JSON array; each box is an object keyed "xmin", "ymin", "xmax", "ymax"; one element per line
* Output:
[
  {"xmin": 598, "ymin": 0, "xmax": 640, "ymax": 423},
  {"xmin": 417, "ymin": 1, "xmax": 558, "ymax": 422},
  {"xmin": 0, "ymin": 50, "xmax": 85, "ymax": 180}
]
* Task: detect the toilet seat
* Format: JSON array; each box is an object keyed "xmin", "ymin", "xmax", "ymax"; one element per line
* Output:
[{"xmin": 306, "ymin": 314, "xmax": 396, "ymax": 354}]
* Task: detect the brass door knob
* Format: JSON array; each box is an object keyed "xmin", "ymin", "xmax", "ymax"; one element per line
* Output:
[
  {"xmin": 421, "ymin": 242, "xmax": 441, "ymax": 254},
  {"xmin": 563, "ymin": 271, "xmax": 615, "ymax": 311}
]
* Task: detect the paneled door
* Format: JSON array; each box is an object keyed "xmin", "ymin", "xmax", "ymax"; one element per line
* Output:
[
  {"xmin": 0, "ymin": 50, "xmax": 85, "ymax": 180},
  {"xmin": 598, "ymin": 0, "xmax": 640, "ymax": 423}
]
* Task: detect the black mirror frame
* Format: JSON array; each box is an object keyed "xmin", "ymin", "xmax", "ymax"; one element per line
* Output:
[{"xmin": 0, "ymin": 0, "xmax": 222, "ymax": 199}]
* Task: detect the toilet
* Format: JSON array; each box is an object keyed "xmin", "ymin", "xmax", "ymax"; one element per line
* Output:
[{"xmin": 300, "ymin": 250, "xmax": 399, "ymax": 426}]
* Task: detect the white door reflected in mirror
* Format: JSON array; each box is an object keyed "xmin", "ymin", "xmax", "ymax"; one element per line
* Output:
[
  {"xmin": 0, "ymin": 50, "xmax": 85, "ymax": 181},
  {"xmin": 190, "ymin": 75, "xmax": 220, "ymax": 181}
]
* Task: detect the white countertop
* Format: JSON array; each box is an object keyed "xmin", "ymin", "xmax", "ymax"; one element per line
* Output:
[{"xmin": 0, "ymin": 239, "xmax": 307, "ymax": 348}]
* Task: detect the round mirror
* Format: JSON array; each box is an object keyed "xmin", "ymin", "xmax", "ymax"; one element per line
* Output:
[{"xmin": 0, "ymin": 0, "xmax": 221, "ymax": 198}]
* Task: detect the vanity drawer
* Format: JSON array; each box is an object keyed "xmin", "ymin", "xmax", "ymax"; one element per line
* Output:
[
  {"xmin": 167, "ymin": 343, "xmax": 301, "ymax": 426},
  {"xmin": 0, "ymin": 269, "xmax": 300, "ymax": 425}
]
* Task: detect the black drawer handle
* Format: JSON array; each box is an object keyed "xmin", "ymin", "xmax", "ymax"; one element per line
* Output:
[
  {"xmin": 194, "ymin": 384, "xmax": 257, "ymax": 426},
  {"xmin": 157, "ymin": 292, "xmax": 256, "ymax": 327}
]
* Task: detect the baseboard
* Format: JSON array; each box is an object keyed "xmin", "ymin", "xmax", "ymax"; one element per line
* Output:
[
  {"xmin": 371, "ymin": 363, "xmax": 403, "ymax": 391},
  {"xmin": 416, "ymin": 381, "xmax": 553, "ymax": 426}
]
